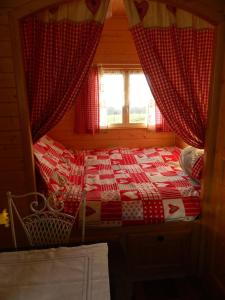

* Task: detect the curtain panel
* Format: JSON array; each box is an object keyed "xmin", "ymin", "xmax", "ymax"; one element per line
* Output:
[
  {"xmin": 74, "ymin": 66, "xmax": 100, "ymax": 134},
  {"xmin": 124, "ymin": 0, "xmax": 215, "ymax": 148},
  {"xmin": 22, "ymin": 0, "xmax": 109, "ymax": 142}
]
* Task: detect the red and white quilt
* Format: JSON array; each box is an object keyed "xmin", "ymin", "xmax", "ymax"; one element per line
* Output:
[
  {"xmin": 34, "ymin": 137, "xmax": 201, "ymax": 227},
  {"xmin": 83, "ymin": 147, "xmax": 200, "ymax": 227}
]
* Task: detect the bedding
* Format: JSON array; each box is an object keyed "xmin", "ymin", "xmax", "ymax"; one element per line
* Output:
[
  {"xmin": 0, "ymin": 243, "xmax": 110, "ymax": 300},
  {"xmin": 179, "ymin": 146, "xmax": 204, "ymax": 182},
  {"xmin": 34, "ymin": 136, "xmax": 201, "ymax": 227}
]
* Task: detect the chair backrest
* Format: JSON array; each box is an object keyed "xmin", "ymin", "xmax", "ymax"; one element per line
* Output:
[{"xmin": 7, "ymin": 191, "xmax": 79, "ymax": 249}]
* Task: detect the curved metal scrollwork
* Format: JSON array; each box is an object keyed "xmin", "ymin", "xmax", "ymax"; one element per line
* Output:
[
  {"xmin": 27, "ymin": 191, "xmax": 66, "ymax": 214},
  {"xmin": 7, "ymin": 191, "xmax": 80, "ymax": 249}
]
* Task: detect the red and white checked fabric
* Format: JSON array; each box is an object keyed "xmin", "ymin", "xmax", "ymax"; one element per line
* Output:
[
  {"xmin": 34, "ymin": 137, "xmax": 201, "ymax": 226},
  {"xmin": 191, "ymin": 155, "xmax": 204, "ymax": 181},
  {"xmin": 130, "ymin": 26, "xmax": 214, "ymax": 148},
  {"xmin": 125, "ymin": 0, "xmax": 215, "ymax": 148},
  {"xmin": 22, "ymin": 16, "xmax": 103, "ymax": 143},
  {"xmin": 74, "ymin": 66, "xmax": 100, "ymax": 134}
]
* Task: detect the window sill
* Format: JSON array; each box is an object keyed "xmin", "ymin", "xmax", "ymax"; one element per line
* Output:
[{"xmin": 100, "ymin": 124, "xmax": 155, "ymax": 130}]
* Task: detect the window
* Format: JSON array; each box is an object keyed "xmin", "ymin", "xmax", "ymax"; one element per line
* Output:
[{"xmin": 99, "ymin": 69, "xmax": 156, "ymax": 128}]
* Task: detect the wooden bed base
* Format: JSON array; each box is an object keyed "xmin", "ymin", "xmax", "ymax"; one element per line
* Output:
[{"xmin": 72, "ymin": 220, "xmax": 201, "ymax": 281}]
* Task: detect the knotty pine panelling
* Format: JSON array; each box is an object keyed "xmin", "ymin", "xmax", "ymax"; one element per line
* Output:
[
  {"xmin": 49, "ymin": 103, "xmax": 175, "ymax": 150},
  {"xmin": 0, "ymin": 12, "xmax": 26, "ymax": 248},
  {"xmin": 93, "ymin": 16, "xmax": 140, "ymax": 65}
]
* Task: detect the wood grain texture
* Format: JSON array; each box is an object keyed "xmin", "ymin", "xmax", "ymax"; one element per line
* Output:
[
  {"xmin": 0, "ymin": 73, "xmax": 15, "ymax": 87},
  {"xmin": 0, "ymin": 87, "xmax": 17, "ymax": 100},
  {"xmin": 93, "ymin": 16, "xmax": 140, "ymax": 65},
  {"xmin": 0, "ymin": 131, "xmax": 22, "ymax": 144},
  {"xmin": 49, "ymin": 104, "xmax": 175, "ymax": 150},
  {"xmin": 0, "ymin": 58, "xmax": 14, "ymax": 73},
  {"xmin": 0, "ymin": 25, "xmax": 10, "ymax": 40},
  {"xmin": 0, "ymin": 103, "xmax": 18, "ymax": 116},
  {"xmin": 0, "ymin": 41, "xmax": 12, "ymax": 57},
  {"xmin": 175, "ymin": 136, "xmax": 188, "ymax": 148}
]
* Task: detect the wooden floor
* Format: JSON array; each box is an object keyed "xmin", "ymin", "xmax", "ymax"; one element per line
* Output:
[
  {"xmin": 108, "ymin": 242, "xmax": 209, "ymax": 300},
  {"xmin": 132, "ymin": 278, "xmax": 208, "ymax": 300}
]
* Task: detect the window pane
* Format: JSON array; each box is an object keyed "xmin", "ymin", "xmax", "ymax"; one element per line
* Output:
[
  {"xmin": 129, "ymin": 73, "xmax": 155, "ymax": 124},
  {"xmin": 100, "ymin": 73, "xmax": 124, "ymax": 126}
]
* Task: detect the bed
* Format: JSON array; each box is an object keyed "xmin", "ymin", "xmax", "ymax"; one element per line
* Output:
[
  {"xmin": 0, "ymin": 243, "xmax": 110, "ymax": 300},
  {"xmin": 33, "ymin": 135, "xmax": 203, "ymax": 281},
  {"xmin": 34, "ymin": 135, "xmax": 201, "ymax": 227}
]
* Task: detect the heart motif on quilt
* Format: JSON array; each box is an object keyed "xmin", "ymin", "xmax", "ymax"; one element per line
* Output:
[
  {"xmin": 86, "ymin": 0, "xmax": 101, "ymax": 15},
  {"xmin": 168, "ymin": 204, "xmax": 179, "ymax": 214},
  {"xmin": 134, "ymin": 1, "xmax": 149, "ymax": 21}
]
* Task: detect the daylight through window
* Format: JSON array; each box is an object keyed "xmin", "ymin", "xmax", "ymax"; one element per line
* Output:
[{"xmin": 99, "ymin": 70, "xmax": 156, "ymax": 128}]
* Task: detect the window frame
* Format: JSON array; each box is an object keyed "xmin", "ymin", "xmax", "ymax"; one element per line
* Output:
[{"xmin": 100, "ymin": 68, "xmax": 151, "ymax": 129}]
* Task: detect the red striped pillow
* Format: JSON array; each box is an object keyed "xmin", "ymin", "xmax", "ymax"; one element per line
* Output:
[{"xmin": 191, "ymin": 155, "xmax": 204, "ymax": 181}]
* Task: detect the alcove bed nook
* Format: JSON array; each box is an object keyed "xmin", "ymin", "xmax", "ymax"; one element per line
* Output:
[{"xmin": 1, "ymin": 0, "xmax": 225, "ymax": 292}]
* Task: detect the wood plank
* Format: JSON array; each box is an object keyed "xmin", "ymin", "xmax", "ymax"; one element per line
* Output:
[
  {"xmin": 0, "ymin": 102, "xmax": 18, "ymax": 116},
  {"xmin": 0, "ymin": 170, "xmax": 25, "ymax": 187},
  {"xmin": 0, "ymin": 58, "xmax": 14, "ymax": 72},
  {"xmin": 0, "ymin": 131, "xmax": 22, "ymax": 144},
  {"xmin": 175, "ymin": 136, "xmax": 188, "ymax": 148},
  {"xmin": 0, "ymin": 0, "xmax": 31, "ymax": 8},
  {"xmin": 0, "ymin": 157, "xmax": 24, "ymax": 171},
  {"xmin": 0, "ymin": 25, "xmax": 10, "ymax": 40},
  {"xmin": 0, "ymin": 87, "xmax": 17, "ymax": 101},
  {"xmin": 93, "ymin": 54, "xmax": 140, "ymax": 65},
  {"xmin": 103, "ymin": 17, "xmax": 129, "ymax": 30},
  {"xmin": 0, "ymin": 73, "xmax": 15, "ymax": 87},
  {"xmin": 0, "ymin": 14, "xmax": 9, "ymax": 25},
  {"xmin": 9, "ymin": 12, "xmax": 36, "ymax": 194},
  {"xmin": 0, "ymin": 117, "xmax": 20, "ymax": 130},
  {"xmin": 0, "ymin": 41, "xmax": 12, "ymax": 57},
  {"xmin": 0, "ymin": 143, "xmax": 23, "ymax": 158}
]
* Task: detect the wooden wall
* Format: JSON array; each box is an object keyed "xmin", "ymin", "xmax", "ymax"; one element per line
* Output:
[
  {"xmin": 0, "ymin": 0, "xmax": 224, "ymax": 260},
  {"xmin": 0, "ymin": 11, "xmax": 30, "ymax": 248},
  {"xmin": 49, "ymin": 102, "xmax": 175, "ymax": 150},
  {"xmin": 93, "ymin": 15, "xmax": 140, "ymax": 65}
]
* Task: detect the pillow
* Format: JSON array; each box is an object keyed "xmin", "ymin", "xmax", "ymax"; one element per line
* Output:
[
  {"xmin": 179, "ymin": 146, "xmax": 204, "ymax": 181},
  {"xmin": 33, "ymin": 135, "xmax": 75, "ymax": 187},
  {"xmin": 191, "ymin": 155, "xmax": 204, "ymax": 181}
]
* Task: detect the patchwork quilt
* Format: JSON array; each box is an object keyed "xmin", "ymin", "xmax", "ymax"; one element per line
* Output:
[{"xmin": 34, "ymin": 137, "xmax": 201, "ymax": 227}]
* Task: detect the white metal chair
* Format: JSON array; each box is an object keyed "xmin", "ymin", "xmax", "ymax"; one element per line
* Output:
[{"xmin": 7, "ymin": 191, "xmax": 86, "ymax": 249}]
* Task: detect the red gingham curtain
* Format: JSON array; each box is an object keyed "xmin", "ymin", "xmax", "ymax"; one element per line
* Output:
[
  {"xmin": 74, "ymin": 66, "xmax": 100, "ymax": 134},
  {"xmin": 22, "ymin": 0, "xmax": 109, "ymax": 143},
  {"xmin": 155, "ymin": 105, "xmax": 171, "ymax": 132},
  {"xmin": 124, "ymin": 0, "xmax": 215, "ymax": 148}
]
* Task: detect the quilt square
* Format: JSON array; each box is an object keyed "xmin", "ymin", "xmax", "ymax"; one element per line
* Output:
[
  {"xmin": 142, "ymin": 200, "xmax": 164, "ymax": 224},
  {"xmin": 122, "ymin": 200, "xmax": 144, "ymax": 221},
  {"xmin": 162, "ymin": 198, "xmax": 185, "ymax": 221}
]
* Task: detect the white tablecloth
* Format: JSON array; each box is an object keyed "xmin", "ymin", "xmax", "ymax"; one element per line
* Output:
[{"xmin": 0, "ymin": 243, "xmax": 110, "ymax": 300}]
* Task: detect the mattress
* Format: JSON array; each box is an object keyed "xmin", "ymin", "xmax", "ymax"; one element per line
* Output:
[
  {"xmin": 34, "ymin": 137, "xmax": 201, "ymax": 227},
  {"xmin": 0, "ymin": 243, "xmax": 110, "ymax": 300}
]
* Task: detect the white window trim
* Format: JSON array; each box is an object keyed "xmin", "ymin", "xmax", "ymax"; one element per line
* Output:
[{"xmin": 100, "ymin": 68, "xmax": 152, "ymax": 129}]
